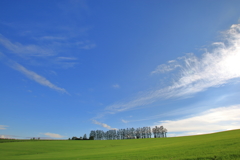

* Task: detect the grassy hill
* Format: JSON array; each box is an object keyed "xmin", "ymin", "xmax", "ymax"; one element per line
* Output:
[{"xmin": 1, "ymin": 129, "xmax": 240, "ymax": 160}]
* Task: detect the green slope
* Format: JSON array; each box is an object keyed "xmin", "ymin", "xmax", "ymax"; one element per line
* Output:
[{"xmin": 1, "ymin": 129, "xmax": 240, "ymax": 160}]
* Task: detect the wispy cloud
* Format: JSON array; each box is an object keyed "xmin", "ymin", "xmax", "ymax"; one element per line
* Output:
[
  {"xmin": 0, "ymin": 34, "xmax": 53, "ymax": 56},
  {"xmin": 105, "ymin": 23, "xmax": 240, "ymax": 114},
  {"xmin": 39, "ymin": 36, "xmax": 66, "ymax": 41},
  {"xmin": 112, "ymin": 84, "xmax": 120, "ymax": 89},
  {"xmin": 92, "ymin": 120, "xmax": 117, "ymax": 130},
  {"xmin": 151, "ymin": 60, "xmax": 181, "ymax": 74},
  {"xmin": 43, "ymin": 132, "xmax": 64, "ymax": 138},
  {"xmin": 75, "ymin": 41, "xmax": 96, "ymax": 50},
  {"xmin": 9, "ymin": 61, "xmax": 68, "ymax": 94},
  {"xmin": 0, "ymin": 125, "xmax": 8, "ymax": 130},
  {"xmin": 155, "ymin": 104, "xmax": 240, "ymax": 137},
  {"xmin": 121, "ymin": 119, "xmax": 128, "ymax": 123},
  {"xmin": 0, "ymin": 33, "xmax": 94, "ymax": 69},
  {"xmin": 54, "ymin": 56, "xmax": 78, "ymax": 68},
  {"xmin": 0, "ymin": 35, "xmax": 90, "ymax": 69}
]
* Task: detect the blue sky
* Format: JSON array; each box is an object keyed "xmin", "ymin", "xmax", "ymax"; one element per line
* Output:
[{"xmin": 1, "ymin": 0, "xmax": 240, "ymax": 139}]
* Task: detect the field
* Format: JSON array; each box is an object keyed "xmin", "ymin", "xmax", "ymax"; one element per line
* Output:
[{"xmin": 1, "ymin": 129, "xmax": 240, "ymax": 160}]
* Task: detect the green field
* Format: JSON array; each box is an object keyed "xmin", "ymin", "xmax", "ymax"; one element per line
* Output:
[{"xmin": 1, "ymin": 129, "xmax": 240, "ymax": 160}]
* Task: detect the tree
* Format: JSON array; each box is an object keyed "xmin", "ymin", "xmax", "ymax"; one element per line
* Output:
[
  {"xmin": 89, "ymin": 136, "xmax": 94, "ymax": 140},
  {"xmin": 72, "ymin": 136, "xmax": 78, "ymax": 140},
  {"xmin": 88, "ymin": 125, "xmax": 167, "ymax": 140},
  {"xmin": 83, "ymin": 134, "xmax": 87, "ymax": 140},
  {"xmin": 89, "ymin": 130, "xmax": 96, "ymax": 140}
]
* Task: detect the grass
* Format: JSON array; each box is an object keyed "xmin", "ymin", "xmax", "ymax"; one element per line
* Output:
[{"xmin": 0, "ymin": 129, "xmax": 240, "ymax": 160}]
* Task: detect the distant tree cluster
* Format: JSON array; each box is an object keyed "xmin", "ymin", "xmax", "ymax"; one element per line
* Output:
[
  {"xmin": 89, "ymin": 126, "xmax": 167, "ymax": 140},
  {"xmin": 71, "ymin": 134, "xmax": 88, "ymax": 140},
  {"xmin": 152, "ymin": 126, "xmax": 167, "ymax": 138},
  {"xmin": 30, "ymin": 137, "xmax": 40, "ymax": 140}
]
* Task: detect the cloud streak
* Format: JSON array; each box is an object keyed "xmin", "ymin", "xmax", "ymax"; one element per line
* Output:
[
  {"xmin": 43, "ymin": 132, "xmax": 64, "ymax": 138},
  {"xmin": 9, "ymin": 61, "xmax": 68, "ymax": 94},
  {"xmin": 105, "ymin": 23, "xmax": 240, "ymax": 113},
  {"xmin": 92, "ymin": 120, "xmax": 117, "ymax": 130},
  {"xmin": 0, "ymin": 34, "xmax": 53, "ymax": 57},
  {"xmin": 0, "ymin": 125, "xmax": 8, "ymax": 130},
  {"xmin": 121, "ymin": 119, "xmax": 128, "ymax": 123},
  {"xmin": 155, "ymin": 104, "xmax": 240, "ymax": 137}
]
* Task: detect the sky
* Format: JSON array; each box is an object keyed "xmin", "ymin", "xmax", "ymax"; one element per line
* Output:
[{"xmin": 1, "ymin": 0, "xmax": 240, "ymax": 139}]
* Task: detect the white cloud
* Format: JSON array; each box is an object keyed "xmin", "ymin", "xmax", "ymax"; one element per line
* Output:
[
  {"xmin": 106, "ymin": 23, "xmax": 240, "ymax": 114},
  {"xmin": 151, "ymin": 60, "xmax": 181, "ymax": 74},
  {"xmin": 0, "ymin": 125, "xmax": 8, "ymax": 130},
  {"xmin": 10, "ymin": 61, "xmax": 68, "ymax": 94},
  {"xmin": 0, "ymin": 135, "xmax": 12, "ymax": 138},
  {"xmin": 43, "ymin": 132, "xmax": 64, "ymax": 138},
  {"xmin": 112, "ymin": 84, "xmax": 120, "ymax": 89},
  {"xmin": 0, "ymin": 135, "xmax": 6, "ymax": 138},
  {"xmin": 167, "ymin": 131, "xmax": 213, "ymax": 137},
  {"xmin": 92, "ymin": 120, "xmax": 117, "ymax": 130},
  {"xmin": 121, "ymin": 119, "xmax": 128, "ymax": 123},
  {"xmin": 0, "ymin": 34, "xmax": 53, "ymax": 56},
  {"xmin": 0, "ymin": 134, "xmax": 22, "ymax": 138},
  {"xmin": 154, "ymin": 105, "xmax": 240, "ymax": 136}
]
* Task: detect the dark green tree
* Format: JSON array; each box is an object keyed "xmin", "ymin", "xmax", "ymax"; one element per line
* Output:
[{"xmin": 89, "ymin": 136, "xmax": 94, "ymax": 140}]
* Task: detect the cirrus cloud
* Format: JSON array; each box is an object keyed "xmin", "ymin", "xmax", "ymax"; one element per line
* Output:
[
  {"xmin": 105, "ymin": 23, "xmax": 240, "ymax": 114},
  {"xmin": 0, "ymin": 34, "xmax": 53, "ymax": 57},
  {"xmin": 9, "ymin": 61, "xmax": 68, "ymax": 94}
]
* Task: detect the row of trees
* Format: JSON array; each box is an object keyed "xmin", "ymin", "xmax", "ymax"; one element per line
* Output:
[
  {"xmin": 30, "ymin": 137, "xmax": 40, "ymax": 140},
  {"xmin": 89, "ymin": 126, "xmax": 167, "ymax": 140},
  {"xmin": 70, "ymin": 134, "xmax": 88, "ymax": 140},
  {"xmin": 152, "ymin": 126, "xmax": 167, "ymax": 138}
]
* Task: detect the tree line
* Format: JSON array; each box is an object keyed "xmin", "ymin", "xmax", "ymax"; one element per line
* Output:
[{"xmin": 70, "ymin": 126, "xmax": 167, "ymax": 140}]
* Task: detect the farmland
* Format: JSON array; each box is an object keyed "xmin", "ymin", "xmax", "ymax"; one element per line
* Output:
[{"xmin": 1, "ymin": 129, "xmax": 240, "ymax": 160}]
